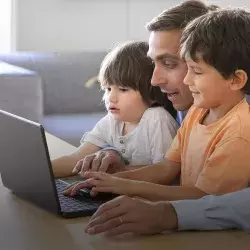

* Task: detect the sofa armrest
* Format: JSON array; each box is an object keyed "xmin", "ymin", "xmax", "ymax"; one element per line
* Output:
[
  {"xmin": 0, "ymin": 62, "xmax": 43, "ymax": 122},
  {"xmin": 0, "ymin": 52, "xmax": 107, "ymax": 115}
]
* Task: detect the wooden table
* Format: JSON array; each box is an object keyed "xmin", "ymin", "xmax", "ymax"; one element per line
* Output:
[{"xmin": 0, "ymin": 133, "xmax": 249, "ymax": 250}]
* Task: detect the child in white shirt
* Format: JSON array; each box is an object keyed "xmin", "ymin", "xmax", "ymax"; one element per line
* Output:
[{"xmin": 52, "ymin": 41, "xmax": 178, "ymax": 177}]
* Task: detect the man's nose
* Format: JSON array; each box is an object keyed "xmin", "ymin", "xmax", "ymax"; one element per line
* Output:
[{"xmin": 151, "ymin": 66, "xmax": 166, "ymax": 86}]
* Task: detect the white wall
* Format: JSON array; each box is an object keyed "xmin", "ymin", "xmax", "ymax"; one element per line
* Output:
[
  {"xmin": 12, "ymin": 0, "xmax": 250, "ymax": 52},
  {"xmin": 209, "ymin": 0, "xmax": 250, "ymax": 8},
  {"xmin": 0, "ymin": 0, "xmax": 11, "ymax": 52},
  {"xmin": 12, "ymin": 0, "xmax": 178, "ymax": 51}
]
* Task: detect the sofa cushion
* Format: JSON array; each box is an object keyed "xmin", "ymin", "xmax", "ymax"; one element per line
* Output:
[{"xmin": 42, "ymin": 112, "xmax": 106, "ymax": 146}]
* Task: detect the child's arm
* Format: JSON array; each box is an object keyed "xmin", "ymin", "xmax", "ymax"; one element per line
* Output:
[
  {"xmin": 127, "ymin": 181, "xmax": 207, "ymax": 201},
  {"xmin": 65, "ymin": 171, "xmax": 207, "ymax": 201},
  {"xmin": 52, "ymin": 142, "xmax": 100, "ymax": 178},
  {"xmin": 63, "ymin": 158, "xmax": 181, "ymax": 196},
  {"xmin": 106, "ymin": 158, "xmax": 180, "ymax": 185},
  {"xmin": 53, "ymin": 114, "xmax": 115, "ymax": 178}
]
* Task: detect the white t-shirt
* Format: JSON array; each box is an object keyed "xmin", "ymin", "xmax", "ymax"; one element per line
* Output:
[{"xmin": 81, "ymin": 107, "xmax": 178, "ymax": 165}]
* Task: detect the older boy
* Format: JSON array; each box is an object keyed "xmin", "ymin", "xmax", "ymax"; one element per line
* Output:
[{"xmin": 65, "ymin": 2, "xmax": 250, "ymax": 236}]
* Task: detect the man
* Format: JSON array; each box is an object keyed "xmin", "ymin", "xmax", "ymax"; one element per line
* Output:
[{"xmin": 72, "ymin": 1, "xmax": 250, "ymax": 235}]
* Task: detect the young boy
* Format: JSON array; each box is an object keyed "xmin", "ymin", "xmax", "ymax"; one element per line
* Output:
[
  {"xmin": 65, "ymin": 8, "xmax": 250, "ymax": 200},
  {"xmin": 53, "ymin": 41, "xmax": 178, "ymax": 178}
]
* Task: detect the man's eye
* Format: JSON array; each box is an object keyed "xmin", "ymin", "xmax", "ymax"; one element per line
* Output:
[
  {"xmin": 194, "ymin": 71, "xmax": 202, "ymax": 75},
  {"xmin": 163, "ymin": 62, "xmax": 176, "ymax": 69}
]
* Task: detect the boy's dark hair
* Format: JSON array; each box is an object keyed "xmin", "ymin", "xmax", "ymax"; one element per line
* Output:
[
  {"xmin": 99, "ymin": 41, "xmax": 176, "ymax": 118},
  {"xmin": 180, "ymin": 8, "xmax": 250, "ymax": 94},
  {"xmin": 146, "ymin": 0, "xmax": 218, "ymax": 32}
]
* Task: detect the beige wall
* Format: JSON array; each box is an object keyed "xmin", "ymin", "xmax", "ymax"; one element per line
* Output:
[{"xmin": 11, "ymin": 0, "xmax": 250, "ymax": 52}]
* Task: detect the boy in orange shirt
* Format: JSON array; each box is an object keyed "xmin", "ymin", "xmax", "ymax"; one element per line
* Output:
[{"xmin": 65, "ymin": 8, "xmax": 250, "ymax": 200}]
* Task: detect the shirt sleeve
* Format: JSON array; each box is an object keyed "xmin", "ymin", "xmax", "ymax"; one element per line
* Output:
[
  {"xmin": 80, "ymin": 114, "xmax": 110, "ymax": 148},
  {"xmin": 171, "ymin": 188, "xmax": 250, "ymax": 232},
  {"xmin": 195, "ymin": 138, "xmax": 250, "ymax": 194},
  {"xmin": 149, "ymin": 111, "xmax": 179, "ymax": 164}
]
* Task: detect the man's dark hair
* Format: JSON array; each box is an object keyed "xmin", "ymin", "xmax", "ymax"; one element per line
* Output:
[
  {"xmin": 180, "ymin": 8, "xmax": 250, "ymax": 94},
  {"xmin": 146, "ymin": 0, "xmax": 218, "ymax": 32},
  {"xmin": 99, "ymin": 41, "xmax": 176, "ymax": 117}
]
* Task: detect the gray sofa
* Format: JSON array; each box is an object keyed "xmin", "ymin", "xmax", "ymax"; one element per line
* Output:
[
  {"xmin": 0, "ymin": 52, "xmax": 108, "ymax": 146},
  {"xmin": 2, "ymin": 52, "xmax": 249, "ymax": 147}
]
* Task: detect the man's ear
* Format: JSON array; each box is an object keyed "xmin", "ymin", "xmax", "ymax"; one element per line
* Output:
[{"xmin": 230, "ymin": 69, "xmax": 248, "ymax": 91}]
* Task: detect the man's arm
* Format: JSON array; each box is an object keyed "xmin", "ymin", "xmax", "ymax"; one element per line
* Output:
[
  {"xmin": 171, "ymin": 188, "xmax": 250, "ymax": 232},
  {"xmin": 114, "ymin": 158, "xmax": 181, "ymax": 185},
  {"xmin": 84, "ymin": 188, "xmax": 250, "ymax": 236}
]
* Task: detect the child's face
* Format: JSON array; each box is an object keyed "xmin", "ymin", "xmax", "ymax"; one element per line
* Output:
[
  {"xmin": 103, "ymin": 85, "xmax": 148, "ymax": 123},
  {"xmin": 183, "ymin": 58, "xmax": 235, "ymax": 109}
]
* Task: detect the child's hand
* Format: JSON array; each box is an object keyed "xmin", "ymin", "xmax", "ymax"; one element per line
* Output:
[
  {"xmin": 63, "ymin": 179, "xmax": 94, "ymax": 196},
  {"xmin": 72, "ymin": 150, "xmax": 126, "ymax": 176},
  {"xmin": 64, "ymin": 172, "xmax": 136, "ymax": 197}
]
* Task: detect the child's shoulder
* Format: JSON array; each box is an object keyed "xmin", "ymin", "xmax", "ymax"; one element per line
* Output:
[
  {"xmin": 216, "ymin": 99, "xmax": 250, "ymax": 127},
  {"xmin": 145, "ymin": 106, "xmax": 171, "ymax": 116},
  {"xmin": 227, "ymin": 99, "xmax": 250, "ymax": 134},
  {"xmin": 97, "ymin": 113, "xmax": 116, "ymax": 125},
  {"xmin": 143, "ymin": 106, "xmax": 174, "ymax": 120},
  {"xmin": 234, "ymin": 98, "xmax": 250, "ymax": 119},
  {"xmin": 141, "ymin": 107, "xmax": 178, "ymax": 130},
  {"xmin": 187, "ymin": 99, "xmax": 250, "ymax": 123}
]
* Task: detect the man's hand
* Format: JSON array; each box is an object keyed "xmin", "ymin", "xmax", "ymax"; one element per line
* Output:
[
  {"xmin": 84, "ymin": 196, "xmax": 178, "ymax": 236},
  {"xmin": 63, "ymin": 172, "xmax": 136, "ymax": 197},
  {"xmin": 72, "ymin": 150, "xmax": 126, "ymax": 176}
]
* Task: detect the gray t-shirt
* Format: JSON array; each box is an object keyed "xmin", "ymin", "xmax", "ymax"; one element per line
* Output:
[{"xmin": 81, "ymin": 107, "xmax": 178, "ymax": 166}]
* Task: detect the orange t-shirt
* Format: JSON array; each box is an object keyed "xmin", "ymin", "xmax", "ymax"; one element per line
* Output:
[{"xmin": 166, "ymin": 99, "xmax": 250, "ymax": 195}]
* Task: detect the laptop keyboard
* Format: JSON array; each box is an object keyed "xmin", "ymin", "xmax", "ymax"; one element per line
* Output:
[{"xmin": 55, "ymin": 179, "xmax": 116, "ymax": 216}]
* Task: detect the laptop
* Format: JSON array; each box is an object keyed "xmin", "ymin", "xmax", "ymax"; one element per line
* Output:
[{"xmin": 0, "ymin": 110, "xmax": 116, "ymax": 218}]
